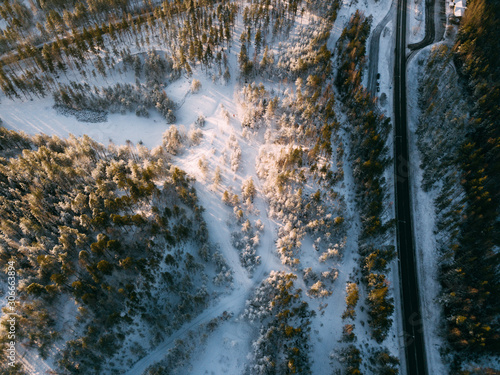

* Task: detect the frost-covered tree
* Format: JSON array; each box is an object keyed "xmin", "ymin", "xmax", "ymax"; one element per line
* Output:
[
  {"xmin": 227, "ymin": 134, "xmax": 241, "ymax": 172},
  {"xmin": 213, "ymin": 166, "xmax": 222, "ymax": 187},
  {"xmin": 195, "ymin": 115, "xmax": 205, "ymax": 127},
  {"xmin": 188, "ymin": 128, "xmax": 203, "ymax": 146},
  {"xmin": 241, "ymin": 177, "xmax": 256, "ymax": 202},
  {"xmin": 144, "ymin": 50, "xmax": 167, "ymax": 86},
  {"xmin": 163, "ymin": 125, "xmax": 182, "ymax": 155},
  {"xmin": 191, "ymin": 79, "xmax": 201, "ymax": 93}
]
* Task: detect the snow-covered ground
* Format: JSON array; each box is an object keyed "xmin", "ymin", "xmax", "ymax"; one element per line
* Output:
[
  {"xmin": 379, "ymin": 19, "xmax": 395, "ymax": 113},
  {"xmin": 409, "ymin": 0, "xmax": 426, "ymax": 43},
  {"xmin": 407, "ymin": 45, "xmax": 448, "ymax": 375},
  {"xmin": 330, "ymin": 0, "xmax": 393, "ymax": 49},
  {"xmin": 0, "ymin": 95, "xmax": 169, "ymax": 148},
  {"xmin": 0, "ymin": 1, "xmax": 412, "ymax": 373}
]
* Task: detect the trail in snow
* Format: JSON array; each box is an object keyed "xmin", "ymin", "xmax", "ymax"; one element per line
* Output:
[
  {"xmin": 125, "ymin": 173, "xmax": 283, "ymax": 374},
  {"xmin": 124, "ymin": 288, "xmax": 249, "ymax": 375}
]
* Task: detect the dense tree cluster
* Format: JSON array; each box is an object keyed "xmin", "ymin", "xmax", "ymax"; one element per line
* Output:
[
  {"xmin": 249, "ymin": 14, "xmax": 346, "ymax": 269},
  {"xmin": 0, "ymin": 127, "xmax": 230, "ymax": 374},
  {"xmin": 236, "ymin": 0, "xmax": 340, "ymax": 80},
  {"xmin": 417, "ymin": 1, "xmax": 500, "ymax": 364},
  {"xmin": 231, "ymin": 217, "xmax": 263, "ymax": 274},
  {"xmin": 335, "ymin": 10, "xmax": 371, "ymax": 96},
  {"xmin": 243, "ymin": 271, "xmax": 315, "ymax": 375},
  {"xmin": 0, "ymin": 0, "xmax": 34, "ymax": 54},
  {"xmin": 335, "ymin": 10, "xmax": 395, "ymax": 345},
  {"xmin": 275, "ymin": 20, "xmax": 333, "ymax": 80},
  {"xmin": 0, "ymin": 0, "xmax": 239, "ymax": 101},
  {"xmin": 0, "ymin": 121, "xmax": 32, "ymax": 157},
  {"xmin": 258, "ymin": 144, "xmax": 346, "ymax": 267},
  {"xmin": 450, "ymin": 0, "xmax": 500, "ymax": 359},
  {"xmin": 240, "ymin": 82, "xmax": 278, "ymax": 129},
  {"xmin": 416, "ymin": 45, "xmax": 469, "ymax": 191},
  {"xmin": 53, "ymin": 79, "xmax": 177, "ymax": 123}
]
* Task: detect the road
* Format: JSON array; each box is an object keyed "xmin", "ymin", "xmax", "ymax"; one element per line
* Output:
[
  {"xmin": 408, "ymin": 0, "xmax": 435, "ymax": 50},
  {"xmin": 407, "ymin": 0, "xmax": 446, "ymax": 64},
  {"xmin": 393, "ymin": 0, "xmax": 428, "ymax": 373},
  {"xmin": 367, "ymin": 0, "xmax": 396, "ymax": 96}
]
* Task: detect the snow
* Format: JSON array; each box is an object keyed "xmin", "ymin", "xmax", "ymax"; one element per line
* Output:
[
  {"xmin": 0, "ymin": 96, "xmax": 170, "ymax": 149},
  {"xmin": 329, "ymin": 0, "xmax": 393, "ymax": 50},
  {"xmin": 187, "ymin": 319, "xmax": 253, "ymax": 374},
  {"xmin": 407, "ymin": 45, "xmax": 448, "ymax": 375},
  {"xmin": 124, "ymin": 291, "xmax": 251, "ymax": 375},
  {"xmin": 409, "ymin": 0, "xmax": 426, "ymax": 43},
  {"xmin": 379, "ymin": 19, "xmax": 395, "ymax": 114},
  {"xmin": 361, "ymin": 0, "xmax": 393, "ymax": 23},
  {"xmin": 17, "ymin": 348, "xmax": 56, "ymax": 375},
  {"xmin": 0, "ymin": 1, "xmax": 414, "ymax": 374}
]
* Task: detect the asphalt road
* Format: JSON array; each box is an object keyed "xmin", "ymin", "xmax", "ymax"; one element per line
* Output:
[
  {"xmin": 393, "ymin": 0, "xmax": 428, "ymax": 373},
  {"xmin": 367, "ymin": 1, "xmax": 396, "ymax": 96},
  {"xmin": 408, "ymin": 0, "xmax": 435, "ymax": 50}
]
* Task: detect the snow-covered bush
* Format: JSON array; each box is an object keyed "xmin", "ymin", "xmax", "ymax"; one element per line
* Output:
[
  {"xmin": 241, "ymin": 177, "xmax": 256, "ymax": 202},
  {"xmin": 319, "ymin": 243, "xmax": 342, "ymax": 262},
  {"xmin": 164, "ymin": 109, "xmax": 176, "ymax": 124},
  {"xmin": 188, "ymin": 128, "xmax": 203, "ymax": 146},
  {"xmin": 195, "ymin": 115, "xmax": 205, "ymax": 127},
  {"xmin": 212, "ymin": 251, "xmax": 233, "ymax": 286},
  {"xmin": 239, "ymin": 83, "xmax": 274, "ymax": 129},
  {"xmin": 163, "ymin": 125, "xmax": 183, "ymax": 155},
  {"xmin": 220, "ymin": 105, "xmax": 230, "ymax": 125},
  {"xmin": 227, "ymin": 134, "xmax": 241, "ymax": 172},
  {"xmin": 222, "ymin": 191, "xmax": 239, "ymax": 206},
  {"xmin": 342, "ymin": 282, "xmax": 359, "ymax": 320},
  {"xmin": 231, "ymin": 217, "xmax": 262, "ymax": 274},
  {"xmin": 243, "ymin": 272, "xmax": 314, "ymax": 375},
  {"xmin": 135, "ymin": 105, "xmax": 149, "ymax": 118},
  {"xmin": 307, "ymin": 280, "xmax": 332, "ymax": 298},
  {"xmin": 198, "ymin": 155, "xmax": 208, "ymax": 177},
  {"xmin": 144, "ymin": 50, "xmax": 168, "ymax": 85},
  {"xmin": 191, "ymin": 79, "xmax": 202, "ymax": 93}
]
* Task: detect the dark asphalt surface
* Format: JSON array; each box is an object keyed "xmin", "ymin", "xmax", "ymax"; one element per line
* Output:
[
  {"xmin": 394, "ymin": 0, "xmax": 428, "ymax": 373},
  {"xmin": 408, "ymin": 0, "xmax": 435, "ymax": 50},
  {"xmin": 367, "ymin": 1, "xmax": 396, "ymax": 96}
]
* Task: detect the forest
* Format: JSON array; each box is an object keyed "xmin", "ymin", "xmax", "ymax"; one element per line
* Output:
[
  {"xmin": 0, "ymin": 0, "xmax": 497, "ymax": 374},
  {"xmin": 0, "ymin": 0, "xmax": 401, "ymax": 373},
  {"xmin": 416, "ymin": 0, "xmax": 499, "ymax": 371},
  {"xmin": 0, "ymin": 125, "xmax": 233, "ymax": 374}
]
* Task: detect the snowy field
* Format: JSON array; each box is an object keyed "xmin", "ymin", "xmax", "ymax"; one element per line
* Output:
[{"xmin": 0, "ymin": 0, "xmax": 409, "ymax": 374}]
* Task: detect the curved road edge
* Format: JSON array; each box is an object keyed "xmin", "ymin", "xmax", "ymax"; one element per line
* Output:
[
  {"xmin": 367, "ymin": 0, "xmax": 396, "ymax": 96},
  {"xmin": 408, "ymin": 0, "xmax": 435, "ymax": 50}
]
